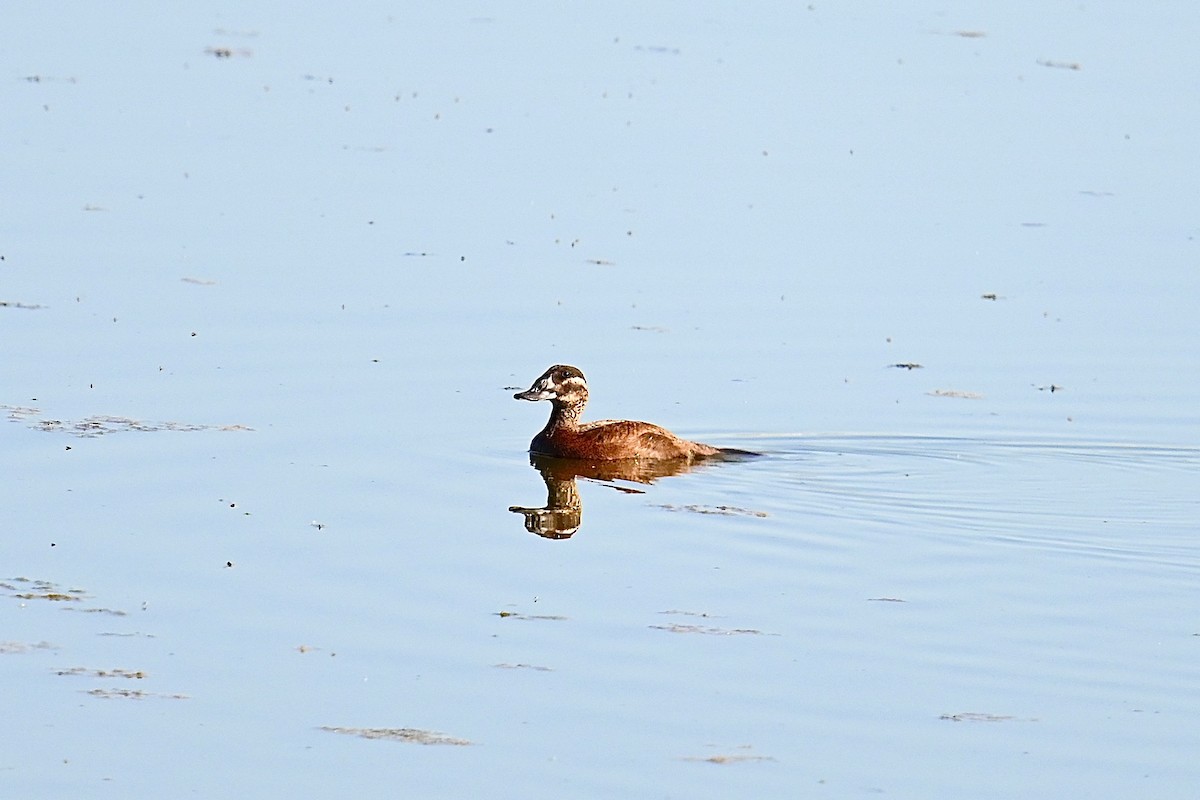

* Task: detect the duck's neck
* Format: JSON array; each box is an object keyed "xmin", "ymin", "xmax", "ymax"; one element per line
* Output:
[{"xmin": 543, "ymin": 397, "xmax": 586, "ymax": 433}]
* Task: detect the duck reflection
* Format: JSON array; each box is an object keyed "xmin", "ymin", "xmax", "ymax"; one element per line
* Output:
[{"xmin": 509, "ymin": 453, "xmax": 719, "ymax": 539}]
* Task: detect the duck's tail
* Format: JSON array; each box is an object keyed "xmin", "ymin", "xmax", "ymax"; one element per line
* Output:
[{"xmin": 716, "ymin": 447, "xmax": 761, "ymax": 459}]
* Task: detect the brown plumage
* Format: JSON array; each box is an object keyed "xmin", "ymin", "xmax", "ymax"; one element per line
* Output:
[{"xmin": 513, "ymin": 364, "xmax": 724, "ymax": 461}]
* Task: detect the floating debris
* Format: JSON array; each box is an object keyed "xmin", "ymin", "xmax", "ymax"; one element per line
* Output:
[
  {"xmin": 61, "ymin": 606, "xmax": 128, "ymax": 616},
  {"xmin": 1037, "ymin": 58, "xmax": 1081, "ymax": 71},
  {"xmin": 889, "ymin": 362, "xmax": 924, "ymax": 370},
  {"xmin": 0, "ymin": 641, "xmax": 56, "ymax": 654},
  {"xmin": 21, "ymin": 75, "xmax": 78, "ymax": 83},
  {"xmin": 493, "ymin": 662, "xmax": 553, "ymax": 672},
  {"xmin": 6, "ymin": 578, "xmax": 132, "ymax": 617},
  {"xmin": 653, "ymin": 504, "xmax": 768, "ymax": 518},
  {"xmin": 56, "ymin": 667, "xmax": 146, "ymax": 679},
  {"xmin": 85, "ymin": 688, "xmax": 189, "ymax": 700},
  {"xmin": 940, "ymin": 712, "xmax": 1023, "ymax": 723},
  {"xmin": 927, "ymin": 389, "xmax": 984, "ymax": 400},
  {"xmin": 2, "ymin": 405, "xmax": 41, "ymax": 420},
  {"xmin": 649, "ymin": 624, "xmax": 773, "ymax": 636},
  {"xmin": 5, "ymin": 408, "xmax": 253, "ymax": 438},
  {"xmin": 633, "ymin": 45, "xmax": 682, "ymax": 55},
  {"xmin": 494, "ymin": 611, "xmax": 567, "ymax": 622},
  {"xmin": 319, "ymin": 726, "xmax": 473, "ymax": 746},
  {"xmin": 680, "ymin": 744, "xmax": 773, "ymax": 764},
  {"xmin": 6, "ymin": 578, "xmax": 87, "ymax": 603},
  {"xmin": 13, "ymin": 591, "xmax": 80, "ymax": 602},
  {"xmin": 97, "ymin": 631, "xmax": 157, "ymax": 638},
  {"xmin": 204, "ymin": 46, "xmax": 252, "ymax": 58},
  {"xmin": 681, "ymin": 753, "xmax": 777, "ymax": 764}
]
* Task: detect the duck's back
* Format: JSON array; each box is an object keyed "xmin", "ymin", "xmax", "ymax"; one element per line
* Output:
[{"xmin": 533, "ymin": 418, "xmax": 719, "ymax": 460}]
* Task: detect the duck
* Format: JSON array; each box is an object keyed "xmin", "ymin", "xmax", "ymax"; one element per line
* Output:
[{"xmin": 513, "ymin": 364, "xmax": 738, "ymax": 461}]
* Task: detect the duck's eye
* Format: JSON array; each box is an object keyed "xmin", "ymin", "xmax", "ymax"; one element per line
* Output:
[{"xmin": 556, "ymin": 370, "xmax": 572, "ymax": 381}]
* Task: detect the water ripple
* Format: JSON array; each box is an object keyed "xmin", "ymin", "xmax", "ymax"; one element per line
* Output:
[{"xmin": 699, "ymin": 434, "xmax": 1199, "ymax": 568}]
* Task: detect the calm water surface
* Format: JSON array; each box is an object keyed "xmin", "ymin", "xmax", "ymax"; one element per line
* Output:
[{"xmin": 3, "ymin": 2, "xmax": 1198, "ymax": 798}]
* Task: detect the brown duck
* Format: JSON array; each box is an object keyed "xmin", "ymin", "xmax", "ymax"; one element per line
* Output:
[{"xmin": 514, "ymin": 364, "xmax": 745, "ymax": 461}]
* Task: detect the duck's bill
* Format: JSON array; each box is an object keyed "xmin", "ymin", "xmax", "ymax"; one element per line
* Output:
[{"xmin": 514, "ymin": 388, "xmax": 555, "ymax": 401}]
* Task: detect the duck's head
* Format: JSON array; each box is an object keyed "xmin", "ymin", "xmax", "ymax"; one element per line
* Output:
[{"xmin": 514, "ymin": 364, "xmax": 589, "ymax": 406}]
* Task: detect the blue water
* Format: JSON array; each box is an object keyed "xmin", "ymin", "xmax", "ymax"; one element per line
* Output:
[{"xmin": 3, "ymin": 2, "xmax": 1198, "ymax": 798}]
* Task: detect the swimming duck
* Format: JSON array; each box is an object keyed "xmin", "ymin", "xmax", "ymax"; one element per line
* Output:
[{"xmin": 513, "ymin": 364, "xmax": 728, "ymax": 461}]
